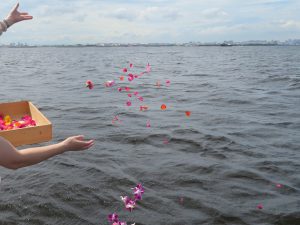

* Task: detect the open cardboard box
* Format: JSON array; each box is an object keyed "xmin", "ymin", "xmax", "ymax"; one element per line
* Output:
[{"xmin": 0, "ymin": 101, "xmax": 52, "ymax": 147}]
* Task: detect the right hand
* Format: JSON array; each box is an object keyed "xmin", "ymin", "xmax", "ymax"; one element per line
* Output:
[
  {"xmin": 61, "ymin": 135, "xmax": 94, "ymax": 152},
  {"xmin": 5, "ymin": 2, "xmax": 33, "ymax": 27}
]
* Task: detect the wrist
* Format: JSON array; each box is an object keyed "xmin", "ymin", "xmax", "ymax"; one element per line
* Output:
[
  {"xmin": 56, "ymin": 142, "xmax": 68, "ymax": 154},
  {"xmin": 4, "ymin": 17, "xmax": 14, "ymax": 27}
]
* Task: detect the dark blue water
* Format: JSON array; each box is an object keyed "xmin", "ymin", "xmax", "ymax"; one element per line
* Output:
[{"xmin": 0, "ymin": 46, "xmax": 300, "ymax": 225}]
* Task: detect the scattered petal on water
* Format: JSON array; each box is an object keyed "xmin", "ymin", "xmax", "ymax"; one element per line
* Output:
[
  {"xmin": 120, "ymin": 76, "xmax": 124, "ymax": 81},
  {"xmin": 161, "ymin": 104, "xmax": 167, "ymax": 110},
  {"xmin": 140, "ymin": 105, "xmax": 149, "ymax": 111},
  {"xmin": 163, "ymin": 139, "xmax": 169, "ymax": 144},
  {"xmin": 118, "ymin": 87, "xmax": 122, "ymax": 92},
  {"xmin": 128, "ymin": 74, "xmax": 134, "ymax": 82},
  {"xmin": 85, "ymin": 80, "xmax": 94, "ymax": 89},
  {"xmin": 105, "ymin": 80, "xmax": 115, "ymax": 87},
  {"xmin": 166, "ymin": 80, "xmax": 171, "ymax": 86},
  {"xmin": 108, "ymin": 213, "xmax": 119, "ymax": 223},
  {"xmin": 146, "ymin": 121, "xmax": 151, "ymax": 128},
  {"xmin": 133, "ymin": 91, "xmax": 139, "ymax": 96},
  {"xmin": 138, "ymin": 96, "xmax": 144, "ymax": 102},
  {"xmin": 125, "ymin": 87, "xmax": 131, "ymax": 92},
  {"xmin": 132, "ymin": 183, "xmax": 145, "ymax": 200},
  {"xmin": 126, "ymin": 101, "xmax": 132, "ymax": 106},
  {"xmin": 146, "ymin": 63, "xmax": 151, "ymax": 73},
  {"xmin": 276, "ymin": 184, "xmax": 283, "ymax": 188},
  {"xmin": 155, "ymin": 81, "xmax": 161, "ymax": 87},
  {"xmin": 128, "ymin": 94, "xmax": 132, "ymax": 97},
  {"xmin": 257, "ymin": 204, "xmax": 263, "ymax": 209},
  {"xmin": 185, "ymin": 111, "xmax": 191, "ymax": 117},
  {"xmin": 123, "ymin": 68, "xmax": 128, "ymax": 73},
  {"xmin": 130, "ymin": 63, "xmax": 133, "ymax": 68}
]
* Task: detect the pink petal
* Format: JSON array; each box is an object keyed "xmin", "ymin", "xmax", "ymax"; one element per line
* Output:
[
  {"xmin": 118, "ymin": 87, "xmax": 122, "ymax": 92},
  {"xmin": 133, "ymin": 91, "xmax": 139, "ymax": 96},
  {"xmin": 128, "ymin": 94, "xmax": 132, "ymax": 97},
  {"xmin": 130, "ymin": 63, "xmax": 133, "ymax": 68},
  {"xmin": 146, "ymin": 121, "xmax": 151, "ymax": 127},
  {"xmin": 257, "ymin": 204, "xmax": 263, "ymax": 209},
  {"xmin": 138, "ymin": 96, "xmax": 143, "ymax": 102},
  {"xmin": 146, "ymin": 63, "xmax": 151, "ymax": 73},
  {"xmin": 123, "ymin": 68, "xmax": 128, "ymax": 73},
  {"xmin": 163, "ymin": 139, "xmax": 169, "ymax": 144},
  {"xmin": 126, "ymin": 101, "xmax": 132, "ymax": 106}
]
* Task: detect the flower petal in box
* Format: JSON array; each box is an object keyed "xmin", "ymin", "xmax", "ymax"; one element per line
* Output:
[{"xmin": 0, "ymin": 101, "xmax": 52, "ymax": 147}]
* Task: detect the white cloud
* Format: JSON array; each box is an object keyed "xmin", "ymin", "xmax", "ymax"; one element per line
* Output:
[{"xmin": 277, "ymin": 20, "xmax": 300, "ymax": 29}]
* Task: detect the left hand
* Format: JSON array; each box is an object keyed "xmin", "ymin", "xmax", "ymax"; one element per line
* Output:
[{"xmin": 5, "ymin": 2, "xmax": 33, "ymax": 27}]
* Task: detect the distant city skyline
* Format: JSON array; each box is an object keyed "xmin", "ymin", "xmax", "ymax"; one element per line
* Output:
[{"xmin": 0, "ymin": 0, "xmax": 300, "ymax": 45}]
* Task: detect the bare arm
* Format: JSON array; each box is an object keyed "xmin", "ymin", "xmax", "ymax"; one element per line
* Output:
[{"xmin": 0, "ymin": 136, "xmax": 94, "ymax": 170}]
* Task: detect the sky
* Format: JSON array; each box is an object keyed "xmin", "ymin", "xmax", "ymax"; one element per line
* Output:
[{"xmin": 0, "ymin": 0, "xmax": 300, "ymax": 45}]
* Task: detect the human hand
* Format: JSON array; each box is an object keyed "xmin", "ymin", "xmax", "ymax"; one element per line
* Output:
[
  {"xmin": 61, "ymin": 135, "xmax": 94, "ymax": 152},
  {"xmin": 5, "ymin": 2, "xmax": 33, "ymax": 27}
]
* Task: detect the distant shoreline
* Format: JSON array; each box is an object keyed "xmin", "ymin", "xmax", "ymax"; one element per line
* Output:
[{"xmin": 1, "ymin": 43, "xmax": 300, "ymax": 48}]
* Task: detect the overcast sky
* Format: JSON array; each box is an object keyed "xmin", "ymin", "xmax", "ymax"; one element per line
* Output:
[{"xmin": 0, "ymin": 0, "xmax": 299, "ymax": 44}]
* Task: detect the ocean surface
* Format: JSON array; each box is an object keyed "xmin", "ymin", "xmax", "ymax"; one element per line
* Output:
[{"xmin": 0, "ymin": 46, "xmax": 299, "ymax": 225}]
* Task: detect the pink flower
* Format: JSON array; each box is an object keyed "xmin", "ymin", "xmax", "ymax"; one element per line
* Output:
[
  {"xmin": 120, "ymin": 196, "xmax": 136, "ymax": 212},
  {"xmin": 257, "ymin": 204, "xmax": 263, "ymax": 209},
  {"xmin": 125, "ymin": 87, "xmax": 131, "ymax": 92},
  {"xmin": 123, "ymin": 68, "xmax": 128, "ymax": 73},
  {"xmin": 132, "ymin": 183, "xmax": 145, "ymax": 200},
  {"xmin": 108, "ymin": 213, "xmax": 119, "ymax": 223},
  {"xmin": 128, "ymin": 94, "xmax": 132, "ymax": 97},
  {"xmin": 118, "ymin": 87, "xmax": 122, "ymax": 92},
  {"xmin": 105, "ymin": 80, "xmax": 115, "ymax": 87},
  {"xmin": 128, "ymin": 74, "xmax": 134, "ymax": 82},
  {"xmin": 126, "ymin": 101, "xmax": 132, "ymax": 106},
  {"xmin": 85, "ymin": 80, "xmax": 94, "ymax": 89},
  {"xmin": 146, "ymin": 63, "xmax": 151, "ymax": 73},
  {"xmin": 133, "ymin": 91, "xmax": 139, "ymax": 96},
  {"xmin": 137, "ymin": 96, "xmax": 143, "ymax": 102}
]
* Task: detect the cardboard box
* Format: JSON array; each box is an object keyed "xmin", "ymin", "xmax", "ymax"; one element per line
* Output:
[{"xmin": 0, "ymin": 101, "xmax": 52, "ymax": 147}]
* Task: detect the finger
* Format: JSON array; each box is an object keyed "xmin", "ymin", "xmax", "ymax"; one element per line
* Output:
[
  {"xmin": 21, "ymin": 15, "xmax": 33, "ymax": 20},
  {"xmin": 12, "ymin": 2, "xmax": 20, "ymax": 12},
  {"xmin": 74, "ymin": 135, "xmax": 84, "ymax": 140},
  {"xmin": 83, "ymin": 142, "xmax": 94, "ymax": 149},
  {"xmin": 20, "ymin": 12, "xmax": 29, "ymax": 15},
  {"xmin": 81, "ymin": 140, "xmax": 94, "ymax": 145}
]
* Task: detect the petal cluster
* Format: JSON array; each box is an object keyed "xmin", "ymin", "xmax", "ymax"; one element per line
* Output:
[{"xmin": 0, "ymin": 114, "xmax": 36, "ymax": 131}]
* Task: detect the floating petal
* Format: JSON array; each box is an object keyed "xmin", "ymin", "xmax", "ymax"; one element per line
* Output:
[
  {"xmin": 185, "ymin": 111, "xmax": 191, "ymax": 117},
  {"xmin": 85, "ymin": 80, "xmax": 94, "ymax": 89}
]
